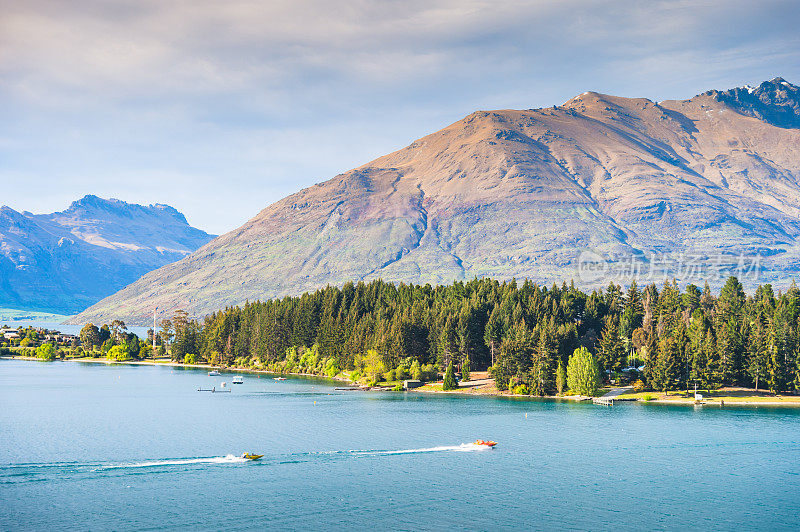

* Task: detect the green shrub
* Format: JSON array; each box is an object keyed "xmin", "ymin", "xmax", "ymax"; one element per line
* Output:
[
  {"xmin": 410, "ymin": 360, "xmax": 422, "ymax": 380},
  {"xmin": 383, "ymin": 369, "xmax": 395, "ymax": 382},
  {"xmin": 35, "ymin": 343, "xmax": 56, "ymax": 361},
  {"xmin": 392, "ymin": 383, "xmax": 404, "ymax": 391},
  {"xmin": 512, "ymin": 383, "xmax": 530, "ymax": 395},
  {"xmin": 106, "ymin": 345, "xmax": 131, "ymax": 361},
  {"xmin": 395, "ymin": 365, "xmax": 410, "ymax": 381},
  {"xmin": 184, "ymin": 353, "xmax": 197, "ymax": 364},
  {"xmin": 642, "ymin": 393, "xmax": 655, "ymax": 401}
]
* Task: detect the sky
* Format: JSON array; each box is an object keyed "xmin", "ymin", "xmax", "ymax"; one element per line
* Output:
[{"xmin": 2, "ymin": 0, "xmax": 799, "ymax": 235}]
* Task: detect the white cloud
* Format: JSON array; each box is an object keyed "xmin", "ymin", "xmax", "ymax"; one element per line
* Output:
[{"xmin": 0, "ymin": 0, "xmax": 798, "ymax": 233}]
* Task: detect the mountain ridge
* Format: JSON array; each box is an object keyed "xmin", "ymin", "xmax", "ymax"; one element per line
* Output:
[
  {"xmin": 0, "ymin": 195, "xmax": 215, "ymax": 314},
  {"xmin": 72, "ymin": 78, "xmax": 800, "ymax": 325}
]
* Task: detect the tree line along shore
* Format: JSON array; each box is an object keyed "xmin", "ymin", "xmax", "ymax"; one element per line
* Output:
[{"xmin": 4, "ymin": 276, "xmax": 800, "ymax": 401}]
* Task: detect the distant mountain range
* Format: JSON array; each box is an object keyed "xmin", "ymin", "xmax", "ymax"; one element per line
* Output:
[
  {"xmin": 0, "ymin": 195, "xmax": 214, "ymax": 315},
  {"xmin": 73, "ymin": 78, "xmax": 800, "ymax": 325}
]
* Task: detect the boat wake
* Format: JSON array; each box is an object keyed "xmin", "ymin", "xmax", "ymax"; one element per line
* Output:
[
  {"xmin": 100, "ymin": 454, "xmax": 248, "ymax": 470},
  {"xmin": 1, "ymin": 445, "xmax": 490, "ymax": 484},
  {"xmin": 356, "ymin": 443, "xmax": 491, "ymax": 455}
]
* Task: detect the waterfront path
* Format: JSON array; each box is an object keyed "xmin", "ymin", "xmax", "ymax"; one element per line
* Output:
[{"xmin": 600, "ymin": 386, "xmax": 632, "ymax": 399}]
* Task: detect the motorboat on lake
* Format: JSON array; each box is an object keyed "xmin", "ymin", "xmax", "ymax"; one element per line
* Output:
[
  {"xmin": 473, "ymin": 439, "xmax": 497, "ymax": 448},
  {"xmin": 273, "ymin": 377, "xmax": 286, "ymax": 381},
  {"xmin": 232, "ymin": 376, "xmax": 243, "ymax": 384},
  {"xmin": 242, "ymin": 453, "xmax": 263, "ymax": 460},
  {"xmin": 208, "ymin": 370, "xmax": 221, "ymax": 376}
]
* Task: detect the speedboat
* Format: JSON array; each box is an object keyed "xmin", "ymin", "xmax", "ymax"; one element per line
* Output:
[
  {"xmin": 208, "ymin": 370, "xmax": 221, "ymax": 376},
  {"xmin": 473, "ymin": 439, "xmax": 497, "ymax": 447},
  {"xmin": 232, "ymin": 376, "xmax": 243, "ymax": 384},
  {"xmin": 242, "ymin": 453, "xmax": 263, "ymax": 460},
  {"xmin": 273, "ymin": 377, "xmax": 286, "ymax": 381}
]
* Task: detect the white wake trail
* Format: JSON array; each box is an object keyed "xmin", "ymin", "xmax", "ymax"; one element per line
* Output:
[
  {"xmin": 102, "ymin": 454, "xmax": 248, "ymax": 469},
  {"xmin": 360, "ymin": 443, "xmax": 490, "ymax": 455}
]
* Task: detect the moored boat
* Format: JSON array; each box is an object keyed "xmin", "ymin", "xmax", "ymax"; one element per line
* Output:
[
  {"xmin": 232, "ymin": 376, "xmax": 243, "ymax": 384},
  {"xmin": 208, "ymin": 370, "xmax": 221, "ymax": 376}
]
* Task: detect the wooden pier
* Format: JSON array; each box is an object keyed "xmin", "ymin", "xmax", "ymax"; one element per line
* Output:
[{"xmin": 592, "ymin": 396, "xmax": 615, "ymax": 406}]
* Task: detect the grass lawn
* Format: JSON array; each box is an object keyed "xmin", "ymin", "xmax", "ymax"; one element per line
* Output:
[{"xmin": 618, "ymin": 387, "xmax": 800, "ymax": 404}]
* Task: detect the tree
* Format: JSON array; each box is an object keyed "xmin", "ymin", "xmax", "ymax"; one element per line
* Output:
[
  {"xmin": 461, "ymin": 355, "xmax": 470, "ymax": 382},
  {"xmin": 106, "ymin": 344, "xmax": 131, "ymax": 361},
  {"xmin": 556, "ymin": 359, "xmax": 567, "ymax": 395},
  {"xmin": 35, "ymin": 343, "xmax": 55, "ymax": 361},
  {"xmin": 655, "ymin": 335, "xmax": 681, "ymax": 393},
  {"xmin": 484, "ymin": 306, "xmax": 502, "ymax": 367},
  {"xmin": 159, "ymin": 319, "xmax": 174, "ymax": 353},
  {"xmin": 442, "ymin": 361, "xmax": 458, "ymax": 390},
  {"xmin": 566, "ymin": 347, "xmax": 601, "ymax": 396},
  {"xmin": 530, "ymin": 325, "xmax": 556, "ymax": 396},
  {"xmin": 80, "ymin": 323, "xmax": 100, "ymax": 349},
  {"xmin": 110, "ymin": 319, "xmax": 127, "ymax": 341},
  {"xmin": 98, "ymin": 324, "xmax": 111, "ymax": 344},
  {"xmin": 747, "ymin": 322, "xmax": 768, "ymax": 391},
  {"xmin": 598, "ymin": 315, "xmax": 626, "ymax": 374}
]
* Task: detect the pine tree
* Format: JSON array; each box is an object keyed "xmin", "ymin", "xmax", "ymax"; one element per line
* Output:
[
  {"xmin": 766, "ymin": 319, "xmax": 787, "ymax": 393},
  {"xmin": 717, "ymin": 318, "xmax": 742, "ymax": 386},
  {"xmin": 655, "ymin": 335, "xmax": 681, "ymax": 393},
  {"xmin": 484, "ymin": 306, "xmax": 502, "ymax": 367},
  {"xmin": 747, "ymin": 321, "xmax": 768, "ymax": 391},
  {"xmin": 703, "ymin": 329, "xmax": 720, "ymax": 389},
  {"xmin": 461, "ymin": 355, "xmax": 471, "ymax": 382},
  {"xmin": 442, "ymin": 361, "xmax": 458, "ymax": 391},
  {"xmin": 556, "ymin": 359, "xmax": 567, "ymax": 395},
  {"xmin": 530, "ymin": 325, "xmax": 556, "ymax": 396},
  {"xmin": 598, "ymin": 315, "xmax": 626, "ymax": 374}
]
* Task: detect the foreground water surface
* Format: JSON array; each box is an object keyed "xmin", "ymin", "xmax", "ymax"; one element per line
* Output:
[{"xmin": 2, "ymin": 359, "xmax": 799, "ymax": 531}]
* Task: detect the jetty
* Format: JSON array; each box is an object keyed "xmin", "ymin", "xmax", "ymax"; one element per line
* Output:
[{"xmin": 197, "ymin": 387, "xmax": 231, "ymax": 393}]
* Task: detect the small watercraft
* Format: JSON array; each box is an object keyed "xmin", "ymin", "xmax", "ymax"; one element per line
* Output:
[
  {"xmin": 273, "ymin": 377, "xmax": 286, "ymax": 381},
  {"xmin": 232, "ymin": 376, "xmax": 243, "ymax": 384},
  {"xmin": 208, "ymin": 370, "xmax": 221, "ymax": 376},
  {"xmin": 473, "ymin": 439, "xmax": 497, "ymax": 447},
  {"xmin": 242, "ymin": 453, "xmax": 264, "ymax": 460}
]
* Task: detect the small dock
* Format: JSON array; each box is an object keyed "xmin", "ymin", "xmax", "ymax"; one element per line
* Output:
[
  {"xmin": 197, "ymin": 387, "xmax": 231, "ymax": 393},
  {"xmin": 592, "ymin": 396, "xmax": 615, "ymax": 406}
]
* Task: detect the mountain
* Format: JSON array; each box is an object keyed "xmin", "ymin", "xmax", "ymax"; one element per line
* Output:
[
  {"xmin": 73, "ymin": 78, "xmax": 800, "ymax": 325},
  {"xmin": 0, "ymin": 195, "xmax": 214, "ymax": 314}
]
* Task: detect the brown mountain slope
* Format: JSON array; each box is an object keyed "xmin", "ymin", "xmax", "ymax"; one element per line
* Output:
[{"xmin": 71, "ymin": 78, "xmax": 800, "ymax": 325}]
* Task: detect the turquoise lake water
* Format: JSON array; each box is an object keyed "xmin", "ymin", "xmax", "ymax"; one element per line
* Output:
[{"xmin": 2, "ymin": 359, "xmax": 800, "ymax": 531}]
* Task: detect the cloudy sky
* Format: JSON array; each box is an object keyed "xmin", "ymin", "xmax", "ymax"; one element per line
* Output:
[{"xmin": 2, "ymin": 0, "xmax": 799, "ymax": 234}]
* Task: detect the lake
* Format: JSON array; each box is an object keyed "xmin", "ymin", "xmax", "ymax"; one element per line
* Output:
[{"xmin": 2, "ymin": 359, "xmax": 799, "ymax": 531}]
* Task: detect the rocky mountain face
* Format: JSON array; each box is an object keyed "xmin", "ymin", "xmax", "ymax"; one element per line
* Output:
[
  {"xmin": 0, "ymin": 196, "xmax": 214, "ymax": 314},
  {"xmin": 73, "ymin": 78, "xmax": 800, "ymax": 325}
]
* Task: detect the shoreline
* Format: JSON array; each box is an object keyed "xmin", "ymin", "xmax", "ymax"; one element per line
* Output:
[{"xmin": 4, "ymin": 355, "xmax": 800, "ymax": 407}]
